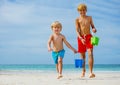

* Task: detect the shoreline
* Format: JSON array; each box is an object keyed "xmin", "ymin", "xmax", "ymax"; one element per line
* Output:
[
  {"xmin": 0, "ymin": 71, "xmax": 120, "ymax": 85},
  {"xmin": 0, "ymin": 69, "xmax": 120, "ymax": 75}
]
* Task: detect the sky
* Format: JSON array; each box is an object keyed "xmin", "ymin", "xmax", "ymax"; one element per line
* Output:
[{"xmin": 0, "ymin": 0, "xmax": 120, "ymax": 64}]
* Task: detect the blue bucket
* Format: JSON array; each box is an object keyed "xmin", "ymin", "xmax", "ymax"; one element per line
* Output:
[{"xmin": 75, "ymin": 59, "xmax": 84, "ymax": 68}]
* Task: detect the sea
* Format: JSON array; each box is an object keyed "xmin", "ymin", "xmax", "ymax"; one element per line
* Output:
[{"xmin": 0, "ymin": 64, "xmax": 120, "ymax": 74}]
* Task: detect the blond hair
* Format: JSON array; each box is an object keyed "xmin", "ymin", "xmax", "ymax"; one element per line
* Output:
[
  {"xmin": 77, "ymin": 4, "xmax": 87, "ymax": 11},
  {"xmin": 51, "ymin": 21, "xmax": 62, "ymax": 29}
]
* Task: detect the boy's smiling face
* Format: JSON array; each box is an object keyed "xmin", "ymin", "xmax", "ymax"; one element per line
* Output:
[
  {"xmin": 79, "ymin": 9, "xmax": 86, "ymax": 16},
  {"xmin": 52, "ymin": 26, "xmax": 61, "ymax": 34}
]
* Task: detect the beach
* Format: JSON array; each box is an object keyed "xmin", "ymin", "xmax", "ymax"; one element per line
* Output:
[
  {"xmin": 0, "ymin": 71, "xmax": 120, "ymax": 85},
  {"xmin": 0, "ymin": 64, "xmax": 120, "ymax": 85}
]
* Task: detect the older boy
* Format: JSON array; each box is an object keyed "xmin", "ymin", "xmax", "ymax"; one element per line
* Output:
[{"xmin": 75, "ymin": 4, "xmax": 97, "ymax": 78}]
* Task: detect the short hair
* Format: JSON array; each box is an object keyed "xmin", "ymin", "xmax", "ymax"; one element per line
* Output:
[
  {"xmin": 77, "ymin": 4, "xmax": 87, "ymax": 11},
  {"xmin": 51, "ymin": 21, "xmax": 62, "ymax": 29}
]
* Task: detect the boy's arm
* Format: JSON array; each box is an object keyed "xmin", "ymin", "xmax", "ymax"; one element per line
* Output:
[
  {"xmin": 75, "ymin": 18, "xmax": 83, "ymax": 40},
  {"xmin": 47, "ymin": 35, "xmax": 53, "ymax": 51},
  {"xmin": 62, "ymin": 35, "xmax": 77, "ymax": 53},
  {"xmin": 75, "ymin": 18, "xmax": 85, "ymax": 44},
  {"xmin": 90, "ymin": 16, "xmax": 97, "ymax": 33}
]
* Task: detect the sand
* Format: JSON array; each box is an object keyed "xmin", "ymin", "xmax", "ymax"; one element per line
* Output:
[{"xmin": 0, "ymin": 71, "xmax": 120, "ymax": 85}]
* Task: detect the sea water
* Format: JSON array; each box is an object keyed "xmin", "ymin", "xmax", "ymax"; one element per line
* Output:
[{"xmin": 0, "ymin": 64, "xmax": 120, "ymax": 74}]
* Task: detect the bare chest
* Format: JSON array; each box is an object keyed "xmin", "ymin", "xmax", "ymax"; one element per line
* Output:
[
  {"xmin": 53, "ymin": 35, "xmax": 63, "ymax": 44},
  {"xmin": 79, "ymin": 18, "xmax": 90, "ymax": 27}
]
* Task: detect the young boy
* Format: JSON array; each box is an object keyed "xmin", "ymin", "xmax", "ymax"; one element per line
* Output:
[
  {"xmin": 75, "ymin": 4, "xmax": 97, "ymax": 78},
  {"xmin": 48, "ymin": 21, "xmax": 77, "ymax": 79}
]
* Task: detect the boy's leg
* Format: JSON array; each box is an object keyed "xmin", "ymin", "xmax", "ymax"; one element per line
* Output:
[
  {"xmin": 77, "ymin": 37, "xmax": 86, "ymax": 77},
  {"xmin": 52, "ymin": 51, "xmax": 59, "ymax": 73},
  {"xmin": 56, "ymin": 64, "xmax": 59, "ymax": 73},
  {"xmin": 87, "ymin": 48, "xmax": 95, "ymax": 78},
  {"xmin": 80, "ymin": 53, "xmax": 86, "ymax": 77},
  {"xmin": 57, "ymin": 57, "xmax": 63, "ymax": 79}
]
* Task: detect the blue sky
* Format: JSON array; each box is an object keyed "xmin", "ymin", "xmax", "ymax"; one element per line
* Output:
[{"xmin": 0, "ymin": 0, "xmax": 120, "ymax": 64}]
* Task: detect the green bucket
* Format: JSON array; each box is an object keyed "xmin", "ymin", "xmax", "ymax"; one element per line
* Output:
[{"xmin": 91, "ymin": 36, "xmax": 99, "ymax": 46}]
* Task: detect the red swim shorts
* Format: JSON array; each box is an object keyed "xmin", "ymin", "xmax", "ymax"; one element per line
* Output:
[{"xmin": 77, "ymin": 34, "xmax": 93, "ymax": 53}]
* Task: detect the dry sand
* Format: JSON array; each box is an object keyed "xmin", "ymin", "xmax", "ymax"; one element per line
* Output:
[{"xmin": 0, "ymin": 71, "xmax": 120, "ymax": 85}]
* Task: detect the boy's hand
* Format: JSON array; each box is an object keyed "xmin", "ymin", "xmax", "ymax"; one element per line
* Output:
[
  {"xmin": 81, "ymin": 38, "xmax": 86, "ymax": 45},
  {"xmin": 74, "ymin": 49, "xmax": 78, "ymax": 54},
  {"xmin": 92, "ymin": 28, "xmax": 97, "ymax": 33},
  {"xmin": 48, "ymin": 48, "xmax": 53, "ymax": 52},
  {"xmin": 79, "ymin": 37, "xmax": 85, "ymax": 45}
]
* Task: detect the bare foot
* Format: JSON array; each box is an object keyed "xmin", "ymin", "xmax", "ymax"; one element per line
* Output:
[
  {"xmin": 89, "ymin": 73, "xmax": 95, "ymax": 78},
  {"xmin": 81, "ymin": 71, "xmax": 85, "ymax": 78},
  {"xmin": 57, "ymin": 75, "xmax": 63, "ymax": 79},
  {"xmin": 81, "ymin": 69, "xmax": 86, "ymax": 78}
]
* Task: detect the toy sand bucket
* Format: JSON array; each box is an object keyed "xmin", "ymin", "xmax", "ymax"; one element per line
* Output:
[
  {"xmin": 91, "ymin": 36, "xmax": 99, "ymax": 46},
  {"xmin": 75, "ymin": 59, "xmax": 84, "ymax": 68}
]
